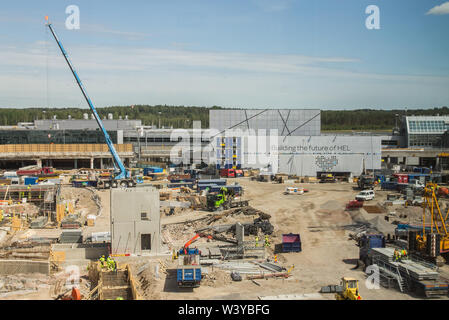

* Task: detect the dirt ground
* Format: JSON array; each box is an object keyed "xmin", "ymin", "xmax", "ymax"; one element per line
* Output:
[
  {"xmin": 3, "ymin": 179, "xmax": 449, "ymax": 300},
  {"xmin": 131, "ymin": 178, "xmax": 449, "ymax": 300}
]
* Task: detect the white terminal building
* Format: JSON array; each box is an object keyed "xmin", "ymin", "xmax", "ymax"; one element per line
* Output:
[{"xmin": 209, "ymin": 109, "xmax": 382, "ymax": 177}]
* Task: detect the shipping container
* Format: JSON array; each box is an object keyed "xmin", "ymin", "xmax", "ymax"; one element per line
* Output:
[
  {"xmin": 393, "ymin": 173, "xmax": 409, "ymax": 184},
  {"xmin": 197, "ymin": 179, "xmax": 227, "ymax": 186},
  {"xmin": 220, "ymin": 168, "xmax": 235, "ymax": 178},
  {"xmin": 143, "ymin": 167, "xmax": 164, "ymax": 175}
]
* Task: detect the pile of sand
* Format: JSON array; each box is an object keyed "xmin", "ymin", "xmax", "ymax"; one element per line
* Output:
[
  {"xmin": 133, "ymin": 263, "xmax": 161, "ymax": 300},
  {"xmin": 202, "ymin": 270, "xmax": 232, "ymax": 288},
  {"xmin": 320, "ymin": 200, "xmax": 343, "ymax": 210}
]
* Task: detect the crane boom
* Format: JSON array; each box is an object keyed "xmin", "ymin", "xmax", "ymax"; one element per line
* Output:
[{"xmin": 45, "ymin": 20, "xmax": 129, "ymax": 180}]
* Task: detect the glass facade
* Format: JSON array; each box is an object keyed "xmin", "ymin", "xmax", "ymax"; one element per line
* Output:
[
  {"xmin": 408, "ymin": 120, "xmax": 449, "ymax": 134},
  {"xmin": 405, "ymin": 116, "xmax": 449, "ymax": 148}
]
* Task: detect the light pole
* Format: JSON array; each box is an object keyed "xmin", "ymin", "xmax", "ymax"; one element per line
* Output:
[{"xmin": 158, "ymin": 112, "xmax": 162, "ymax": 129}]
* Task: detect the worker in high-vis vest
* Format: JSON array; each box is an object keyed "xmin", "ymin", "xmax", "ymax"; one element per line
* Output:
[
  {"xmin": 264, "ymin": 235, "xmax": 270, "ymax": 247},
  {"xmin": 106, "ymin": 256, "xmax": 113, "ymax": 270},
  {"xmin": 255, "ymin": 236, "xmax": 259, "ymax": 247},
  {"xmin": 99, "ymin": 255, "xmax": 106, "ymax": 268}
]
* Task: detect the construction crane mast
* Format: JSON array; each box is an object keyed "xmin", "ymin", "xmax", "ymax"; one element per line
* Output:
[
  {"xmin": 45, "ymin": 17, "xmax": 133, "ymax": 186},
  {"xmin": 409, "ymin": 182, "xmax": 449, "ymax": 265}
]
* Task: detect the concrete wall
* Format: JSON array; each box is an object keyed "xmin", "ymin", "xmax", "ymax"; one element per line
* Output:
[
  {"xmin": 111, "ymin": 187, "xmax": 160, "ymax": 255},
  {"xmin": 52, "ymin": 243, "xmax": 109, "ymax": 260},
  {"xmin": 0, "ymin": 260, "xmax": 50, "ymax": 275}
]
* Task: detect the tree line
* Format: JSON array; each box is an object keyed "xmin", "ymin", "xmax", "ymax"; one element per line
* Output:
[{"xmin": 0, "ymin": 105, "xmax": 447, "ymax": 130}]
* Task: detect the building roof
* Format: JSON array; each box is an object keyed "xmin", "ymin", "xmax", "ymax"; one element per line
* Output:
[{"xmin": 405, "ymin": 116, "xmax": 449, "ymax": 134}]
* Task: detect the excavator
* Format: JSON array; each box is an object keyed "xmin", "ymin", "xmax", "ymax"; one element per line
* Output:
[{"xmin": 408, "ymin": 182, "xmax": 449, "ymax": 265}]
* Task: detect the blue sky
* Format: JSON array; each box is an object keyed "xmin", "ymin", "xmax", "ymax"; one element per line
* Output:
[{"xmin": 0, "ymin": 0, "xmax": 448, "ymax": 109}]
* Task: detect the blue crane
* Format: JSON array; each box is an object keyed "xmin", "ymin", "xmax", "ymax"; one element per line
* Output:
[{"xmin": 45, "ymin": 18, "xmax": 130, "ymax": 181}]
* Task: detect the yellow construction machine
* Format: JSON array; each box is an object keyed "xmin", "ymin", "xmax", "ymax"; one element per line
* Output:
[
  {"xmin": 409, "ymin": 182, "xmax": 449, "ymax": 264},
  {"xmin": 335, "ymin": 277, "xmax": 362, "ymax": 300}
]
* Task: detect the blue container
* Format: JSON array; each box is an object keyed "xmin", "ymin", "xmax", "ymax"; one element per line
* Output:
[
  {"xmin": 177, "ymin": 268, "xmax": 202, "ymax": 282},
  {"xmin": 72, "ymin": 180, "xmax": 97, "ymax": 188},
  {"xmin": 168, "ymin": 182, "xmax": 194, "ymax": 189},
  {"xmin": 24, "ymin": 177, "xmax": 39, "ymax": 185},
  {"xmin": 143, "ymin": 167, "xmax": 163, "ymax": 175},
  {"xmin": 198, "ymin": 179, "xmax": 227, "ymax": 186}
]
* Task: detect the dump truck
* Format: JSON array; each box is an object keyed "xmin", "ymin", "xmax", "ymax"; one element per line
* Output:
[{"xmin": 177, "ymin": 248, "xmax": 202, "ymax": 288}]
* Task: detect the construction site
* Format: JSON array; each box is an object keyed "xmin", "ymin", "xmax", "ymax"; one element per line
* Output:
[
  {"xmin": 1, "ymin": 6, "xmax": 449, "ymax": 303},
  {"xmin": 2, "ymin": 166, "xmax": 449, "ymax": 301}
]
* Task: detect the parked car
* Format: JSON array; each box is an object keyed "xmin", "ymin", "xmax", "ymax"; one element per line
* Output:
[{"xmin": 355, "ymin": 190, "xmax": 375, "ymax": 201}]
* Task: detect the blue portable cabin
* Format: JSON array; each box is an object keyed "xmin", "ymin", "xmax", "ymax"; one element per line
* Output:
[
  {"xmin": 72, "ymin": 180, "xmax": 97, "ymax": 188},
  {"xmin": 143, "ymin": 167, "xmax": 164, "ymax": 176},
  {"xmin": 24, "ymin": 177, "xmax": 39, "ymax": 185},
  {"xmin": 358, "ymin": 234, "xmax": 385, "ymax": 261},
  {"xmin": 413, "ymin": 167, "xmax": 431, "ymax": 174},
  {"xmin": 168, "ymin": 182, "xmax": 195, "ymax": 189},
  {"xmin": 197, "ymin": 183, "xmax": 218, "ymax": 191},
  {"xmin": 381, "ymin": 181, "xmax": 398, "ymax": 190},
  {"xmin": 197, "ymin": 179, "xmax": 227, "ymax": 186}
]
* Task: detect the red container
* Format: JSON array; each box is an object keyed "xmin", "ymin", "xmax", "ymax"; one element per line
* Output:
[
  {"xmin": 220, "ymin": 169, "xmax": 235, "ymax": 178},
  {"xmin": 393, "ymin": 173, "xmax": 408, "ymax": 184}
]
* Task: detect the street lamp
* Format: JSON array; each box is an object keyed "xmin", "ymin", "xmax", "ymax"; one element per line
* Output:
[{"xmin": 158, "ymin": 112, "xmax": 162, "ymax": 129}]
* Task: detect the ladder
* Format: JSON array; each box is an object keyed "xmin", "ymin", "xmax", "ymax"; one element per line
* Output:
[{"xmin": 373, "ymin": 257, "xmax": 407, "ymax": 292}]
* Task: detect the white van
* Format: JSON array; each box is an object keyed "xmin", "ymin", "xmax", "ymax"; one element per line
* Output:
[{"xmin": 355, "ymin": 190, "xmax": 375, "ymax": 201}]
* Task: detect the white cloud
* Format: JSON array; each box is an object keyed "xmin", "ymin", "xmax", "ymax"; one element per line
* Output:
[
  {"xmin": 0, "ymin": 42, "xmax": 448, "ymax": 108},
  {"xmin": 426, "ymin": 2, "xmax": 449, "ymax": 15},
  {"xmin": 0, "ymin": 42, "xmax": 360, "ymax": 75}
]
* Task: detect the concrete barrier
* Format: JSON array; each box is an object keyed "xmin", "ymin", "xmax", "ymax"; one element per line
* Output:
[{"xmin": 0, "ymin": 259, "xmax": 50, "ymax": 275}]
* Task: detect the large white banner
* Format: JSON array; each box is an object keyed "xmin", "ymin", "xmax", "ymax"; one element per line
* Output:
[{"xmin": 274, "ymin": 135, "xmax": 381, "ymax": 176}]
